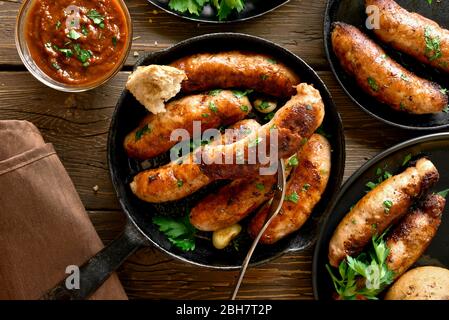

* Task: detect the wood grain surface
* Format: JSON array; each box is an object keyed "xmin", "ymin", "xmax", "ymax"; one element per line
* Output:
[{"xmin": 0, "ymin": 0, "xmax": 420, "ymax": 299}]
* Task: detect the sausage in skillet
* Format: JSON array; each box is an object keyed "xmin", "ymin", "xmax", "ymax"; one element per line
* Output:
[
  {"xmin": 386, "ymin": 193, "xmax": 445, "ymax": 278},
  {"xmin": 129, "ymin": 120, "xmax": 260, "ymax": 203},
  {"xmin": 331, "ymin": 22, "xmax": 447, "ymax": 114},
  {"xmin": 248, "ymin": 134, "xmax": 331, "ymax": 244},
  {"xmin": 131, "ymin": 83, "xmax": 325, "ymax": 203},
  {"xmin": 328, "ymin": 158, "xmax": 439, "ymax": 267},
  {"xmin": 170, "ymin": 51, "xmax": 301, "ymax": 98},
  {"xmin": 124, "ymin": 90, "xmax": 251, "ymax": 160},
  {"xmin": 366, "ymin": 0, "xmax": 449, "ymax": 74}
]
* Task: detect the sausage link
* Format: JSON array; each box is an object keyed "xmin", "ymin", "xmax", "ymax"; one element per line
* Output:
[
  {"xmin": 331, "ymin": 22, "xmax": 447, "ymax": 114},
  {"xmin": 386, "ymin": 193, "xmax": 445, "ymax": 278},
  {"xmin": 124, "ymin": 90, "xmax": 251, "ymax": 160},
  {"xmin": 248, "ymin": 134, "xmax": 331, "ymax": 244},
  {"xmin": 366, "ymin": 0, "xmax": 449, "ymax": 73},
  {"xmin": 170, "ymin": 51, "xmax": 301, "ymax": 98},
  {"xmin": 328, "ymin": 158, "xmax": 439, "ymax": 267},
  {"xmin": 129, "ymin": 120, "xmax": 260, "ymax": 203}
]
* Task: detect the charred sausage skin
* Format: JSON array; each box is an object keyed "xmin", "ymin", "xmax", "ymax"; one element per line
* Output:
[
  {"xmin": 248, "ymin": 134, "xmax": 331, "ymax": 244},
  {"xmin": 366, "ymin": 0, "xmax": 449, "ymax": 74},
  {"xmin": 328, "ymin": 158, "xmax": 439, "ymax": 268},
  {"xmin": 386, "ymin": 193, "xmax": 445, "ymax": 278},
  {"xmin": 124, "ymin": 90, "xmax": 251, "ymax": 160},
  {"xmin": 331, "ymin": 22, "xmax": 447, "ymax": 114},
  {"xmin": 170, "ymin": 51, "xmax": 301, "ymax": 98}
]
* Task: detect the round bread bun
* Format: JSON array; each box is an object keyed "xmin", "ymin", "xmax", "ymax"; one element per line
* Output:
[{"xmin": 385, "ymin": 266, "xmax": 449, "ymax": 300}]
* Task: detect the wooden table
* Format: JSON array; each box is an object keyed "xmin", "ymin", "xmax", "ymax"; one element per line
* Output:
[{"xmin": 0, "ymin": 0, "xmax": 419, "ymax": 299}]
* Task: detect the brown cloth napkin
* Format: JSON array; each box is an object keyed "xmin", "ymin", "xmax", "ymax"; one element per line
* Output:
[{"xmin": 0, "ymin": 120, "xmax": 127, "ymax": 300}]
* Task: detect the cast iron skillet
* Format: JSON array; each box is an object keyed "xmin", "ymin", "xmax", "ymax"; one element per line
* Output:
[
  {"xmin": 313, "ymin": 132, "xmax": 449, "ymax": 300},
  {"xmin": 44, "ymin": 33, "xmax": 345, "ymax": 299},
  {"xmin": 324, "ymin": 0, "xmax": 449, "ymax": 130},
  {"xmin": 147, "ymin": 0, "xmax": 289, "ymax": 23}
]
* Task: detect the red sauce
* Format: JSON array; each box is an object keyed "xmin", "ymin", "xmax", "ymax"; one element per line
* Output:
[{"xmin": 25, "ymin": 0, "xmax": 129, "ymax": 86}]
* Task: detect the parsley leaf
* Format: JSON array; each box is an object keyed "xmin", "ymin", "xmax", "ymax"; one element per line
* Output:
[
  {"xmin": 326, "ymin": 232, "xmax": 395, "ymax": 300},
  {"xmin": 87, "ymin": 9, "xmax": 105, "ymax": 26},
  {"xmin": 67, "ymin": 29, "xmax": 81, "ymax": 40},
  {"xmin": 233, "ymin": 89, "xmax": 253, "ymax": 98},
  {"xmin": 424, "ymin": 26, "xmax": 442, "ymax": 62},
  {"xmin": 285, "ymin": 191, "xmax": 299, "ymax": 204},
  {"xmin": 135, "ymin": 124, "xmax": 151, "ymax": 141},
  {"xmin": 367, "ymin": 77, "xmax": 379, "ymax": 91},
  {"xmin": 288, "ymin": 154, "xmax": 299, "ymax": 167},
  {"xmin": 153, "ymin": 215, "xmax": 196, "ymax": 251}
]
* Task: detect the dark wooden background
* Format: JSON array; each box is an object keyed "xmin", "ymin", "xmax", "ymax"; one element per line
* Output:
[{"xmin": 0, "ymin": 0, "xmax": 417, "ymax": 299}]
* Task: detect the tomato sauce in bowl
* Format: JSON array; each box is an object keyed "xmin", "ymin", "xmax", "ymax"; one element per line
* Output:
[{"xmin": 17, "ymin": 0, "xmax": 131, "ymax": 90}]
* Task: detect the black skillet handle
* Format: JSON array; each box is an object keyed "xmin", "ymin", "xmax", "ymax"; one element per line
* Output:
[{"xmin": 41, "ymin": 222, "xmax": 148, "ymax": 300}]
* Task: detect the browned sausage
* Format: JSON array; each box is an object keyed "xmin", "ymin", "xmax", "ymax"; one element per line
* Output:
[
  {"xmin": 124, "ymin": 90, "xmax": 251, "ymax": 160},
  {"xmin": 386, "ymin": 193, "xmax": 445, "ymax": 278},
  {"xmin": 328, "ymin": 158, "xmax": 439, "ymax": 267},
  {"xmin": 248, "ymin": 134, "xmax": 331, "ymax": 244},
  {"xmin": 331, "ymin": 22, "xmax": 447, "ymax": 114},
  {"xmin": 170, "ymin": 51, "xmax": 301, "ymax": 98},
  {"xmin": 128, "ymin": 120, "xmax": 260, "ymax": 203},
  {"xmin": 131, "ymin": 83, "xmax": 325, "ymax": 203},
  {"xmin": 196, "ymin": 83, "xmax": 325, "ymax": 180},
  {"xmin": 189, "ymin": 158, "xmax": 295, "ymax": 232},
  {"xmin": 366, "ymin": 0, "xmax": 449, "ymax": 74}
]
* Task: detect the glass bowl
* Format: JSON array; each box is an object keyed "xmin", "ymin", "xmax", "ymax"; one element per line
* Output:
[{"xmin": 15, "ymin": 0, "xmax": 132, "ymax": 92}]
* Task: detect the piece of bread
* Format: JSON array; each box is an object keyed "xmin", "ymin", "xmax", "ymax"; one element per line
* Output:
[
  {"xmin": 126, "ymin": 65, "xmax": 187, "ymax": 114},
  {"xmin": 385, "ymin": 266, "xmax": 449, "ymax": 300}
]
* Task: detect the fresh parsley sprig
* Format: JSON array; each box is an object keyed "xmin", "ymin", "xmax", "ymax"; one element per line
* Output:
[
  {"xmin": 153, "ymin": 214, "xmax": 196, "ymax": 251},
  {"xmin": 168, "ymin": 0, "xmax": 245, "ymax": 21},
  {"xmin": 326, "ymin": 231, "xmax": 395, "ymax": 300}
]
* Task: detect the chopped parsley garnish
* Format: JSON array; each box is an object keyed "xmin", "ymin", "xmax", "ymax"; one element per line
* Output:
[
  {"xmin": 135, "ymin": 124, "xmax": 151, "ymax": 141},
  {"xmin": 288, "ymin": 155, "xmax": 299, "ymax": 167},
  {"xmin": 259, "ymin": 101, "xmax": 270, "ymax": 110},
  {"xmin": 240, "ymin": 105, "xmax": 249, "ymax": 112},
  {"xmin": 402, "ymin": 153, "xmax": 412, "ymax": 166},
  {"xmin": 87, "ymin": 9, "xmax": 105, "ymax": 28},
  {"xmin": 52, "ymin": 62, "xmax": 61, "ymax": 70},
  {"xmin": 264, "ymin": 112, "xmax": 275, "ymax": 121},
  {"xmin": 208, "ymin": 89, "xmax": 222, "ymax": 96},
  {"xmin": 400, "ymin": 102, "xmax": 407, "ymax": 111},
  {"xmin": 366, "ymin": 168, "xmax": 392, "ymax": 191},
  {"xmin": 209, "ymin": 101, "xmax": 218, "ymax": 113},
  {"xmin": 424, "ymin": 26, "xmax": 442, "ymax": 61},
  {"xmin": 177, "ymin": 179, "xmax": 184, "ymax": 187},
  {"xmin": 81, "ymin": 25, "xmax": 89, "ymax": 36},
  {"xmin": 383, "ymin": 200, "xmax": 393, "ymax": 213},
  {"xmin": 400, "ymin": 74, "xmax": 409, "ymax": 82},
  {"xmin": 437, "ymin": 188, "xmax": 449, "ymax": 198},
  {"xmin": 285, "ymin": 191, "xmax": 299, "ymax": 204},
  {"xmin": 255, "ymin": 183, "xmax": 265, "ymax": 191},
  {"xmin": 112, "ymin": 36, "xmax": 118, "ymax": 47},
  {"xmin": 367, "ymin": 77, "xmax": 379, "ymax": 92},
  {"xmin": 59, "ymin": 48, "xmax": 73, "ymax": 58},
  {"xmin": 56, "ymin": 20, "xmax": 62, "ymax": 30},
  {"xmin": 443, "ymin": 106, "xmax": 449, "ymax": 113},
  {"xmin": 302, "ymin": 183, "xmax": 311, "ymax": 192},
  {"xmin": 233, "ymin": 89, "xmax": 253, "ymax": 98},
  {"xmin": 260, "ymin": 74, "xmax": 269, "ymax": 80},
  {"xmin": 153, "ymin": 215, "xmax": 196, "ymax": 251},
  {"xmin": 300, "ymin": 137, "xmax": 308, "ymax": 145},
  {"xmin": 441, "ymin": 88, "xmax": 448, "ymax": 95},
  {"xmin": 73, "ymin": 44, "xmax": 92, "ymax": 64},
  {"xmin": 267, "ymin": 58, "xmax": 277, "ymax": 64},
  {"xmin": 67, "ymin": 29, "xmax": 81, "ymax": 40},
  {"xmin": 201, "ymin": 113, "xmax": 209, "ymax": 118}
]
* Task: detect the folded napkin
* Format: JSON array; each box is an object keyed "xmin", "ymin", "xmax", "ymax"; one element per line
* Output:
[{"xmin": 0, "ymin": 120, "xmax": 127, "ymax": 300}]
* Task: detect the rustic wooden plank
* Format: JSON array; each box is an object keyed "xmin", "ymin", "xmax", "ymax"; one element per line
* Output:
[
  {"xmin": 1, "ymin": 0, "xmax": 329, "ymax": 69},
  {"xmin": 0, "ymin": 71, "xmax": 414, "ymax": 211}
]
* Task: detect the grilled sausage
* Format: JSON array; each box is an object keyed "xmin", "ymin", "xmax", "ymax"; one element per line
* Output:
[
  {"xmin": 366, "ymin": 0, "xmax": 449, "ymax": 74},
  {"xmin": 124, "ymin": 90, "xmax": 251, "ymax": 160},
  {"xmin": 189, "ymin": 158, "xmax": 295, "ymax": 232},
  {"xmin": 196, "ymin": 83, "xmax": 325, "ymax": 180},
  {"xmin": 131, "ymin": 83, "xmax": 325, "ymax": 203},
  {"xmin": 129, "ymin": 120, "xmax": 260, "ymax": 203},
  {"xmin": 328, "ymin": 158, "xmax": 439, "ymax": 267},
  {"xmin": 170, "ymin": 51, "xmax": 301, "ymax": 98},
  {"xmin": 386, "ymin": 193, "xmax": 445, "ymax": 278},
  {"xmin": 331, "ymin": 22, "xmax": 447, "ymax": 114},
  {"xmin": 248, "ymin": 134, "xmax": 331, "ymax": 244}
]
